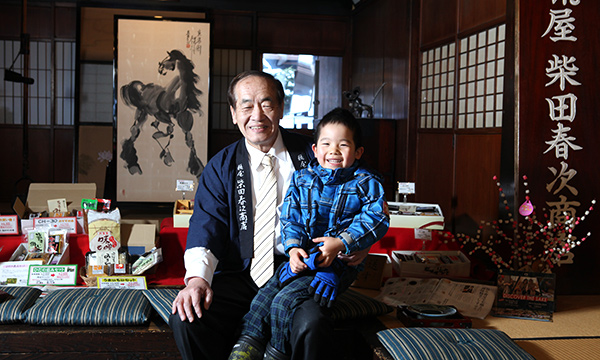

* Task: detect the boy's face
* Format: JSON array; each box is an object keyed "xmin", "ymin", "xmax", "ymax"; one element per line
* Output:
[{"xmin": 312, "ymin": 123, "xmax": 364, "ymax": 170}]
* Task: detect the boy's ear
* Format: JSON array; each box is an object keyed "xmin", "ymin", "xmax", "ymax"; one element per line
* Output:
[
  {"xmin": 355, "ymin": 146, "xmax": 365, "ymax": 159},
  {"xmin": 312, "ymin": 143, "xmax": 318, "ymax": 154}
]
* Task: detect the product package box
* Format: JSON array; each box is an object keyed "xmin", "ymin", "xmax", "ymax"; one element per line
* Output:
[
  {"xmin": 12, "ymin": 183, "xmax": 97, "ymax": 233},
  {"xmin": 388, "ymin": 202, "xmax": 444, "ymax": 230},
  {"xmin": 173, "ymin": 199, "xmax": 193, "ymax": 228},
  {"xmin": 493, "ymin": 269, "xmax": 556, "ymax": 321},
  {"xmin": 352, "ymin": 253, "xmax": 391, "ymax": 290},
  {"xmin": 120, "ymin": 220, "xmax": 159, "ymax": 256},
  {"xmin": 391, "ymin": 250, "xmax": 471, "ymax": 278}
]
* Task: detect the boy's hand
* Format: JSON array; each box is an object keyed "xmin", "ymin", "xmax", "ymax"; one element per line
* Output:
[
  {"xmin": 288, "ymin": 247, "xmax": 309, "ymax": 273},
  {"xmin": 313, "ymin": 237, "xmax": 345, "ymax": 267},
  {"xmin": 279, "ymin": 247, "xmax": 316, "ymax": 287}
]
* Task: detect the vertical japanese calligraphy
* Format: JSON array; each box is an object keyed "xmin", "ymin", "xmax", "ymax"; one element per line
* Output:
[{"xmin": 541, "ymin": 0, "xmax": 583, "ymax": 256}]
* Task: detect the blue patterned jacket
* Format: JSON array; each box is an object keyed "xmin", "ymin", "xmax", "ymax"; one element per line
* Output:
[{"xmin": 280, "ymin": 158, "xmax": 390, "ymax": 268}]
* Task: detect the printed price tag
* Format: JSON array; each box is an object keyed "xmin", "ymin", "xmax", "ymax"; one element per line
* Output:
[
  {"xmin": 397, "ymin": 182, "xmax": 416, "ymax": 194},
  {"xmin": 0, "ymin": 215, "xmax": 19, "ymax": 235},
  {"xmin": 176, "ymin": 180, "xmax": 195, "ymax": 192},
  {"xmin": 97, "ymin": 276, "xmax": 147, "ymax": 289},
  {"xmin": 414, "ymin": 228, "xmax": 432, "ymax": 240},
  {"xmin": 27, "ymin": 264, "xmax": 78, "ymax": 286},
  {"xmin": 34, "ymin": 217, "xmax": 78, "ymax": 234}
]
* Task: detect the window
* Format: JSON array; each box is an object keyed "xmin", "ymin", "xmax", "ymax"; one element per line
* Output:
[
  {"xmin": 211, "ymin": 49, "xmax": 253, "ymax": 130},
  {"xmin": 0, "ymin": 39, "xmax": 75, "ymax": 126},
  {"xmin": 420, "ymin": 43, "xmax": 456, "ymax": 129},
  {"xmin": 262, "ymin": 53, "xmax": 342, "ymax": 129},
  {"xmin": 79, "ymin": 63, "xmax": 114, "ymax": 124},
  {"xmin": 419, "ymin": 24, "xmax": 506, "ymax": 130}
]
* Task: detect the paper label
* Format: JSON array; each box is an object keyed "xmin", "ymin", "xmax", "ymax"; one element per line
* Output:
[
  {"xmin": 414, "ymin": 228, "xmax": 432, "ymax": 240},
  {"xmin": 0, "ymin": 260, "xmax": 43, "ymax": 286},
  {"xmin": 91, "ymin": 265, "xmax": 105, "ymax": 275},
  {"xmin": 97, "ymin": 276, "xmax": 147, "ymax": 289},
  {"xmin": 0, "ymin": 215, "xmax": 19, "ymax": 235},
  {"xmin": 97, "ymin": 249, "xmax": 119, "ymax": 265},
  {"xmin": 47, "ymin": 198, "xmax": 68, "ymax": 213},
  {"xmin": 27, "ymin": 264, "xmax": 78, "ymax": 286},
  {"xmin": 27, "ymin": 230, "xmax": 47, "ymax": 253},
  {"xmin": 176, "ymin": 179, "xmax": 195, "ymax": 192},
  {"xmin": 88, "ymin": 219, "xmax": 120, "ymax": 251},
  {"xmin": 397, "ymin": 182, "xmax": 416, "ymax": 194},
  {"xmin": 34, "ymin": 217, "xmax": 78, "ymax": 234},
  {"xmin": 114, "ymin": 263, "xmax": 127, "ymax": 274}
]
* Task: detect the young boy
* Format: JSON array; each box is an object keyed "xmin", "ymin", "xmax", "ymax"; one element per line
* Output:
[{"xmin": 229, "ymin": 107, "xmax": 390, "ymax": 360}]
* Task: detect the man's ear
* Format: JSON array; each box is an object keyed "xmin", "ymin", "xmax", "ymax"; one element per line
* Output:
[
  {"xmin": 355, "ymin": 146, "xmax": 365, "ymax": 159},
  {"xmin": 230, "ymin": 106, "xmax": 237, "ymax": 124}
]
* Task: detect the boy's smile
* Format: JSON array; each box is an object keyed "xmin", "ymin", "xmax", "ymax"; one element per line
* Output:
[{"xmin": 312, "ymin": 123, "xmax": 364, "ymax": 170}]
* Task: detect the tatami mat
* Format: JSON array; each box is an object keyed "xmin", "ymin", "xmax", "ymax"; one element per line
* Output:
[
  {"xmin": 472, "ymin": 295, "xmax": 600, "ymax": 339},
  {"xmin": 516, "ymin": 338, "xmax": 600, "ymax": 360}
]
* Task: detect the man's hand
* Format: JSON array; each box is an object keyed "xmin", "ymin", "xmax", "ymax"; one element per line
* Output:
[
  {"xmin": 171, "ymin": 277, "xmax": 213, "ymax": 322},
  {"xmin": 338, "ymin": 246, "xmax": 371, "ymax": 266}
]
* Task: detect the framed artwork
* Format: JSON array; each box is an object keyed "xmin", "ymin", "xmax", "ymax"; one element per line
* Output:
[{"xmin": 115, "ymin": 17, "xmax": 209, "ymax": 202}]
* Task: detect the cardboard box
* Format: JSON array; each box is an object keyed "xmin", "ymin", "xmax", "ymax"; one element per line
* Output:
[
  {"xmin": 120, "ymin": 220, "xmax": 159, "ymax": 256},
  {"xmin": 352, "ymin": 253, "xmax": 391, "ymax": 290},
  {"xmin": 14, "ymin": 183, "xmax": 97, "ymax": 215},
  {"xmin": 388, "ymin": 201, "xmax": 444, "ymax": 230},
  {"xmin": 392, "ymin": 250, "xmax": 470, "ymax": 278},
  {"xmin": 173, "ymin": 199, "xmax": 193, "ymax": 228},
  {"xmin": 13, "ymin": 183, "xmax": 97, "ymax": 233}
]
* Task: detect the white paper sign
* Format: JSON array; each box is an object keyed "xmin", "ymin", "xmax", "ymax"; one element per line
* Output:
[
  {"xmin": 176, "ymin": 180, "xmax": 195, "ymax": 192},
  {"xmin": 0, "ymin": 260, "xmax": 43, "ymax": 286},
  {"xmin": 414, "ymin": 228, "xmax": 432, "ymax": 240},
  {"xmin": 34, "ymin": 217, "xmax": 77, "ymax": 234},
  {"xmin": 27, "ymin": 264, "xmax": 78, "ymax": 286},
  {"xmin": 397, "ymin": 182, "xmax": 416, "ymax": 194},
  {"xmin": 0, "ymin": 215, "xmax": 19, "ymax": 235}
]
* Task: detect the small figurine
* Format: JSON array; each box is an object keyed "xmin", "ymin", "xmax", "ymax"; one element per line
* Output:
[{"xmin": 343, "ymin": 83, "xmax": 386, "ymax": 118}]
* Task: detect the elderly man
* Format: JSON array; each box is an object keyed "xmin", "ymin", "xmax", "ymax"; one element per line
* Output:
[{"xmin": 170, "ymin": 70, "xmax": 366, "ymax": 360}]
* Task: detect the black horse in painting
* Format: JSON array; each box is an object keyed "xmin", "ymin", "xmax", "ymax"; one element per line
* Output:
[{"xmin": 120, "ymin": 49, "xmax": 204, "ymax": 178}]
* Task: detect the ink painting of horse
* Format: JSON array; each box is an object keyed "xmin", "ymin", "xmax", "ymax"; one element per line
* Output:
[
  {"xmin": 120, "ymin": 49, "xmax": 204, "ymax": 177},
  {"xmin": 116, "ymin": 19, "xmax": 209, "ymax": 202}
]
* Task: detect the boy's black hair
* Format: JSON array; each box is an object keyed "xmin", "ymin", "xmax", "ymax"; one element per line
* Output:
[{"xmin": 314, "ymin": 107, "xmax": 363, "ymax": 149}]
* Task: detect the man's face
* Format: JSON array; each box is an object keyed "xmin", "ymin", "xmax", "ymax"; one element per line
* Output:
[
  {"xmin": 312, "ymin": 123, "xmax": 364, "ymax": 170},
  {"xmin": 230, "ymin": 76, "xmax": 283, "ymax": 152}
]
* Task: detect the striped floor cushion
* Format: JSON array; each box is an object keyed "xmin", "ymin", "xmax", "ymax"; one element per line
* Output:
[
  {"xmin": 144, "ymin": 287, "xmax": 392, "ymax": 324},
  {"xmin": 377, "ymin": 327, "xmax": 535, "ymax": 360},
  {"xmin": 25, "ymin": 288, "xmax": 152, "ymax": 326},
  {"xmin": 143, "ymin": 288, "xmax": 179, "ymax": 323},
  {"xmin": 0, "ymin": 286, "xmax": 42, "ymax": 324}
]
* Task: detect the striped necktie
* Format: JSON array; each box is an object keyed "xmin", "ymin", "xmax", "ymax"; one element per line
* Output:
[{"xmin": 250, "ymin": 154, "xmax": 277, "ymax": 287}]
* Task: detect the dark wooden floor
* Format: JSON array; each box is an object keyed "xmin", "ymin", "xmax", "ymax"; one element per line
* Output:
[
  {"xmin": 0, "ymin": 314, "xmax": 181, "ymax": 359},
  {"xmin": 0, "ymin": 313, "xmax": 393, "ymax": 359}
]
